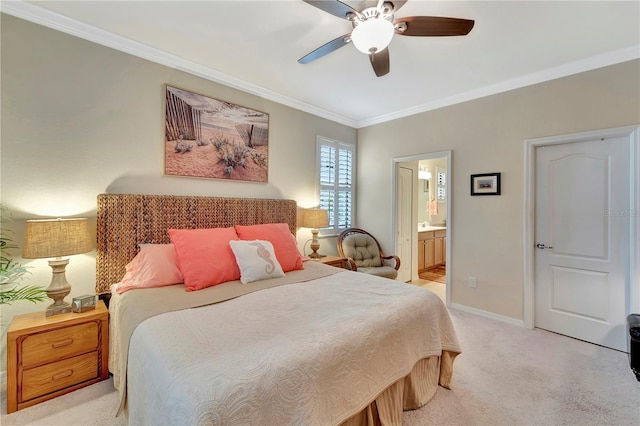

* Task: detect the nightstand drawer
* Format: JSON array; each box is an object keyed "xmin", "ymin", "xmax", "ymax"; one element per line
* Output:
[
  {"xmin": 21, "ymin": 351, "xmax": 98, "ymax": 402},
  {"xmin": 22, "ymin": 322, "xmax": 98, "ymax": 368}
]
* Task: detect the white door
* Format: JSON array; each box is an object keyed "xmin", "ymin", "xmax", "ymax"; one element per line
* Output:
[
  {"xmin": 534, "ymin": 136, "xmax": 630, "ymax": 351},
  {"xmin": 396, "ymin": 166, "xmax": 413, "ymax": 282}
]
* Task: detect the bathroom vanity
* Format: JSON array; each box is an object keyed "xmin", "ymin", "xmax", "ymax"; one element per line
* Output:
[{"xmin": 418, "ymin": 226, "xmax": 446, "ymax": 272}]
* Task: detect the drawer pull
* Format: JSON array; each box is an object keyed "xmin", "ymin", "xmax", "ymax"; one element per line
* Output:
[
  {"xmin": 52, "ymin": 338, "xmax": 74, "ymax": 349},
  {"xmin": 52, "ymin": 369, "xmax": 74, "ymax": 381}
]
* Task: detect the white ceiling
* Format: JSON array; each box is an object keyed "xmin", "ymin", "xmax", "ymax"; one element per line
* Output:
[{"xmin": 4, "ymin": 1, "xmax": 639, "ymax": 128}]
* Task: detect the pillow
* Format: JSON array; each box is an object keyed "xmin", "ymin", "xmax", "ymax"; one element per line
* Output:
[
  {"xmin": 116, "ymin": 244, "xmax": 183, "ymax": 294},
  {"xmin": 229, "ymin": 240, "xmax": 285, "ymax": 284},
  {"xmin": 235, "ymin": 223, "xmax": 303, "ymax": 272},
  {"xmin": 168, "ymin": 227, "xmax": 240, "ymax": 291}
]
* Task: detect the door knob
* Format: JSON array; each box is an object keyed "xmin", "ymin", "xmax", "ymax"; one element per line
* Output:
[{"xmin": 536, "ymin": 243, "xmax": 553, "ymax": 249}]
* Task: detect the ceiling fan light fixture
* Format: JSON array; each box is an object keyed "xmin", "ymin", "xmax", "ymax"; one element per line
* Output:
[{"xmin": 351, "ymin": 18, "xmax": 394, "ymax": 54}]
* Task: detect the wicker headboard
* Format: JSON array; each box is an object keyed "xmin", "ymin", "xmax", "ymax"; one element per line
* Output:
[{"xmin": 96, "ymin": 194, "xmax": 298, "ymax": 295}]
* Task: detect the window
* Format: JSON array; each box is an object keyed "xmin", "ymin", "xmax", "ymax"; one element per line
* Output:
[{"xmin": 317, "ymin": 136, "xmax": 355, "ymax": 235}]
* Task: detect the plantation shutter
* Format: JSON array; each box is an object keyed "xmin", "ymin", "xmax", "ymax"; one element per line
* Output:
[
  {"xmin": 437, "ymin": 168, "xmax": 446, "ymax": 201},
  {"xmin": 317, "ymin": 137, "xmax": 355, "ymax": 234}
]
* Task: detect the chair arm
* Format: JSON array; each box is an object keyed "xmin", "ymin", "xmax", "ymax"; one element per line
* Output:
[
  {"xmin": 382, "ymin": 255, "xmax": 401, "ymax": 271},
  {"xmin": 345, "ymin": 258, "xmax": 358, "ymax": 271}
]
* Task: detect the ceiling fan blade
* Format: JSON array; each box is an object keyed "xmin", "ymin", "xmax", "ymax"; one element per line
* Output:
[
  {"xmin": 298, "ymin": 34, "xmax": 352, "ymax": 64},
  {"xmin": 302, "ymin": 0, "xmax": 359, "ymax": 20},
  {"xmin": 369, "ymin": 48, "xmax": 390, "ymax": 77},
  {"xmin": 394, "ymin": 16, "xmax": 475, "ymax": 37}
]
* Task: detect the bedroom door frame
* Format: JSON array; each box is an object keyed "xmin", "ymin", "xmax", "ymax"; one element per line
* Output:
[
  {"xmin": 392, "ymin": 150, "xmax": 452, "ymax": 305},
  {"xmin": 523, "ymin": 125, "xmax": 640, "ymax": 335}
]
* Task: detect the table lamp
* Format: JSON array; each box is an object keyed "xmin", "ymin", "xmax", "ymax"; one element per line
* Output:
[
  {"xmin": 22, "ymin": 218, "xmax": 92, "ymax": 316},
  {"xmin": 302, "ymin": 208, "xmax": 329, "ymax": 258}
]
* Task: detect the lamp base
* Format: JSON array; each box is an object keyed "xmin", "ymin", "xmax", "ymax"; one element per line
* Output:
[
  {"xmin": 45, "ymin": 258, "xmax": 72, "ymax": 317},
  {"xmin": 309, "ymin": 229, "xmax": 326, "ymax": 259},
  {"xmin": 46, "ymin": 301, "xmax": 72, "ymax": 317}
]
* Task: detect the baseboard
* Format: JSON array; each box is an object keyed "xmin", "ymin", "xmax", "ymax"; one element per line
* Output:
[{"xmin": 450, "ymin": 303, "xmax": 526, "ymax": 328}]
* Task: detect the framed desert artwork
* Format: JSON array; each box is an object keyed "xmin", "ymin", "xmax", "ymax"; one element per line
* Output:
[{"xmin": 164, "ymin": 85, "xmax": 269, "ymax": 182}]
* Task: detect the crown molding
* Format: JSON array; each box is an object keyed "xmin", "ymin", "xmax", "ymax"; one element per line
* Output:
[
  {"xmin": 357, "ymin": 45, "xmax": 640, "ymax": 128},
  {"xmin": 0, "ymin": 0, "xmax": 357, "ymax": 128}
]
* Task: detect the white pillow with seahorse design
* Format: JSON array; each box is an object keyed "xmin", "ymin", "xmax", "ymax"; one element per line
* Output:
[{"xmin": 229, "ymin": 239, "xmax": 285, "ymax": 284}]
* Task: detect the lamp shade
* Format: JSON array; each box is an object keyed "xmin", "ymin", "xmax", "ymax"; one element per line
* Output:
[
  {"xmin": 351, "ymin": 18, "xmax": 394, "ymax": 54},
  {"xmin": 23, "ymin": 218, "xmax": 92, "ymax": 259},
  {"xmin": 302, "ymin": 209, "xmax": 329, "ymax": 229}
]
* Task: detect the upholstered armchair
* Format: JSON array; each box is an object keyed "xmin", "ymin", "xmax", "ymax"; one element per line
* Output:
[{"xmin": 337, "ymin": 228, "xmax": 400, "ymax": 280}]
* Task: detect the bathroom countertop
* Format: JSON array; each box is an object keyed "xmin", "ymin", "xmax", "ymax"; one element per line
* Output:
[{"xmin": 417, "ymin": 225, "xmax": 446, "ymax": 232}]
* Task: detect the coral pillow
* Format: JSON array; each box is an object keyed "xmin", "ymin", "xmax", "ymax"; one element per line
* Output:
[
  {"xmin": 117, "ymin": 244, "xmax": 183, "ymax": 294},
  {"xmin": 229, "ymin": 240, "xmax": 285, "ymax": 284},
  {"xmin": 235, "ymin": 223, "xmax": 303, "ymax": 272},
  {"xmin": 168, "ymin": 227, "xmax": 240, "ymax": 291}
]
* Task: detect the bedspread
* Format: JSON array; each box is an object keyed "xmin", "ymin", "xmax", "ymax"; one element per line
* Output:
[
  {"xmin": 115, "ymin": 263, "xmax": 460, "ymax": 425},
  {"xmin": 110, "ymin": 261, "xmax": 340, "ymax": 412}
]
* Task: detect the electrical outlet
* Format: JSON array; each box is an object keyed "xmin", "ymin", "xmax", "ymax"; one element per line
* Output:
[{"xmin": 468, "ymin": 276, "xmax": 477, "ymax": 288}]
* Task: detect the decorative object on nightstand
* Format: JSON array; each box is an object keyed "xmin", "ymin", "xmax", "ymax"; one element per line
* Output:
[
  {"xmin": 72, "ymin": 294, "xmax": 97, "ymax": 313},
  {"xmin": 22, "ymin": 218, "xmax": 92, "ymax": 316},
  {"xmin": 6, "ymin": 300, "xmax": 109, "ymax": 413},
  {"xmin": 302, "ymin": 208, "xmax": 329, "ymax": 259}
]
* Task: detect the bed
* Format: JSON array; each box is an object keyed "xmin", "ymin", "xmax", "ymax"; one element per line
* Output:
[{"xmin": 96, "ymin": 193, "xmax": 461, "ymax": 425}]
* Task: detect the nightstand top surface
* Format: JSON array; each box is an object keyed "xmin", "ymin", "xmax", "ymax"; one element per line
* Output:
[
  {"xmin": 313, "ymin": 255, "xmax": 344, "ymax": 262},
  {"xmin": 8, "ymin": 300, "xmax": 107, "ymax": 335}
]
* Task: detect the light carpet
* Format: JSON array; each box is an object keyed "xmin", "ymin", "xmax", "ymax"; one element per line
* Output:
[
  {"xmin": 2, "ymin": 308, "xmax": 638, "ymax": 425},
  {"xmin": 412, "ymin": 279, "xmax": 446, "ymax": 302}
]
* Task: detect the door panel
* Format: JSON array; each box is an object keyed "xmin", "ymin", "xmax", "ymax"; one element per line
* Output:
[
  {"xmin": 551, "ymin": 154, "xmax": 608, "ymax": 259},
  {"xmin": 418, "ymin": 239, "xmax": 425, "ymax": 271},
  {"xmin": 425, "ymin": 239, "xmax": 435, "ymax": 270},
  {"xmin": 535, "ymin": 136, "xmax": 630, "ymax": 351},
  {"xmin": 550, "ymin": 266, "xmax": 609, "ymax": 321},
  {"xmin": 396, "ymin": 166, "xmax": 413, "ymax": 282}
]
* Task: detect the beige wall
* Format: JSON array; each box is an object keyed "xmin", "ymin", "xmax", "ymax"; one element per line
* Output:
[
  {"xmin": 0, "ymin": 15, "xmax": 355, "ymax": 376},
  {"xmin": 357, "ymin": 59, "xmax": 640, "ymax": 320}
]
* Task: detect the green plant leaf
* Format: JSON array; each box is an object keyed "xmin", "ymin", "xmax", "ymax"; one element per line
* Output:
[
  {"xmin": 0, "ymin": 205, "xmax": 45, "ymax": 304},
  {"xmin": 0, "ymin": 285, "xmax": 48, "ymax": 305}
]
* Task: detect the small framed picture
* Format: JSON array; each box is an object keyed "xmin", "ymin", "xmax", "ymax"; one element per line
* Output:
[{"xmin": 470, "ymin": 173, "xmax": 501, "ymax": 196}]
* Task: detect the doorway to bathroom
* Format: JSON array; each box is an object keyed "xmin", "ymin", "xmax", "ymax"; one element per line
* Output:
[{"xmin": 393, "ymin": 151, "xmax": 451, "ymax": 305}]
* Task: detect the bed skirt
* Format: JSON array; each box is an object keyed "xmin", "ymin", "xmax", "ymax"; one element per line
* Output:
[{"xmin": 341, "ymin": 351, "xmax": 458, "ymax": 426}]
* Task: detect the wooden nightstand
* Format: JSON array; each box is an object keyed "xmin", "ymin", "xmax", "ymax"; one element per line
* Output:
[
  {"xmin": 316, "ymin": 255, "xmax": 353, "ymax": 269},
  {"xmin": 6, "ymin": 300, "xmax": 109, "ymax": 413}
]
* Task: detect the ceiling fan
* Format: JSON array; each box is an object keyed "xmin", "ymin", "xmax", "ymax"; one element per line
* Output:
[{"xmin": 298, "ymin": 0, "xmax": 475, "ymax": 77}]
